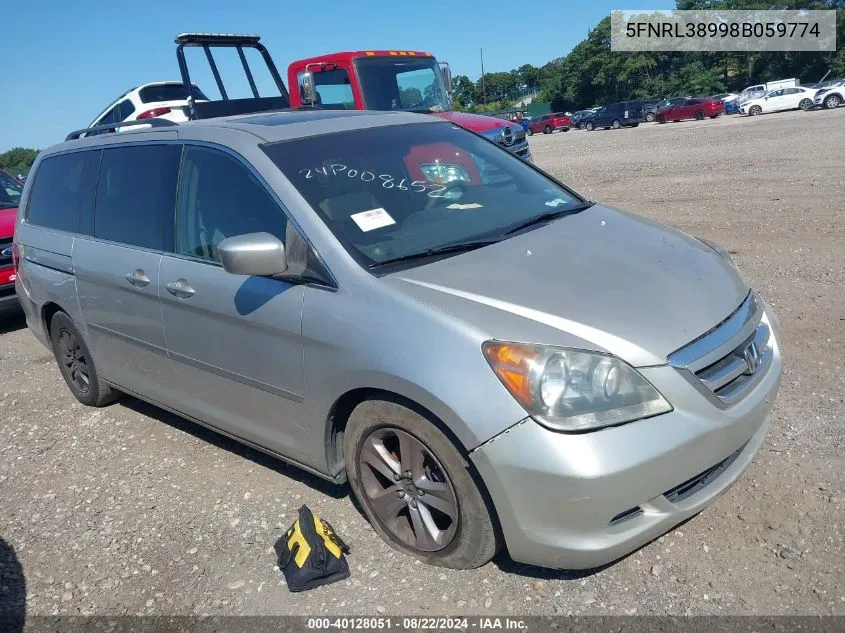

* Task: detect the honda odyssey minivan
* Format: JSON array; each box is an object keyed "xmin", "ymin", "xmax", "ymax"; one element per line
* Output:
[{"xmin": 14, "ymin": 108, "xmax": 782, "ymax": 571}]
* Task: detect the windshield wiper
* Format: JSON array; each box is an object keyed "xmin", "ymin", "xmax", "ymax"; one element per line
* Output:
[
  {"xmin": 368, "ymin": 238, "xmax": 501, "ymax": 269},
  {"xmin": 503, "ymin": 201, "xmax": 595, "ymax": 236}
]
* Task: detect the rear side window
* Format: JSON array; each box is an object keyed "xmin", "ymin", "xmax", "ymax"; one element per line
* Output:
[
  {"xmin": 139, "ymin": 84, "xmax": 209, "ymax": 103},
  {"xmin": 26, "ymin": 150, "xmax": 100, "ymax": 233},
  {"xmin": 94, "ymin": 144, "xmax": 182, "ymax": 250}
]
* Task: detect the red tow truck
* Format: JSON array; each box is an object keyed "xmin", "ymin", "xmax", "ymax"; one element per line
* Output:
[{"xmin": 287, "ymin": 50, "xmax": 532, "ymax": 162}]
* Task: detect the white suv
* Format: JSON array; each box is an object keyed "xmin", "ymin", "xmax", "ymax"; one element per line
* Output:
[{"xmin": 86, "ymin": 81, "xmax": 209, "ymax": 134}]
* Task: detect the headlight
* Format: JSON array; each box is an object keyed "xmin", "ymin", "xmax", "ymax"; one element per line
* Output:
[
  {"xmin": 482, "ymin": 341, "xmax": 672, "ymax": 432},
  {"xmin": 420, "ymin": 162, "xmax": 471, "ymax": 184}
]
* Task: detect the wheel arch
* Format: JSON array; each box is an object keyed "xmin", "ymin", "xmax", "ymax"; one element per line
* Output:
[{"xmin": 324, "ymin": 386, "xmax": 505, "ymax": 547}]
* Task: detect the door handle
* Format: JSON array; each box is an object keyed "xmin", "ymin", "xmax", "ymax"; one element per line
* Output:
[
  {"xmin": 165, "ymin": 278, "xmax": 195, "ymax": 299},
  {"xmin": 125, "ymin": 269, "xmax": 150, "ymax": 287}
]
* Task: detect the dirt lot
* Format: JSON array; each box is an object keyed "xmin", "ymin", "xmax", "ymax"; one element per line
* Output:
[{"xmin": 1, "ymin": 108, "xmax": 843, "ymax": 618}]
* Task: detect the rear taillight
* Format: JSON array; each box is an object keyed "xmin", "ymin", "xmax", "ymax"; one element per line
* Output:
[
  {"xmin": 137, "ymin": 107, "xmax": 172, "ymax": 120},
  {"xmin": 11, "ymin": 240, "xmax": 19, "ymax": 273}
]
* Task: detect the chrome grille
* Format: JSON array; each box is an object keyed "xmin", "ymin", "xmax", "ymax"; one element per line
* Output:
[{"xmin": 668, "ymin": 290, "xmax": 773, "ymax": 407}]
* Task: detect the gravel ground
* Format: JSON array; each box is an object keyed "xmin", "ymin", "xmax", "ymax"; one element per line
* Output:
[{"xmin": 1, "ymin": 108, "xmax": 843, "ymax": 618}]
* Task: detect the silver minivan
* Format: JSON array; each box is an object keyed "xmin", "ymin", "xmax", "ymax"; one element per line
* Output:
[{"xmin": 14, "ymin": 108, "xmax": 782, "ymax": 571}]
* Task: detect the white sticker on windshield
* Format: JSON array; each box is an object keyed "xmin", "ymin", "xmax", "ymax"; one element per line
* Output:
[
  {"xmin": 446, "ymin": 203, "xmax": 483, "ymax": 210},
  {"xmin": 545, "ymin": 198, "xmax": 569, "ymax": 207},
  {"xmin": 350, "ymin": 208, "xmax": 396, "ymax": 232}
]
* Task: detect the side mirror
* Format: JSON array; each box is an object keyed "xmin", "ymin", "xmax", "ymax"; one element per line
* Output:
[
  {"xmin": 439, "ymin": 62, "xmax": 453, "ymax": 94},
  {"xmin": 217, "ymin": 232, "xmax": 288, "ymax": 277},
  {"xmin": 299, "ymin": 71, "xmax": 318, "ymax": 106}
]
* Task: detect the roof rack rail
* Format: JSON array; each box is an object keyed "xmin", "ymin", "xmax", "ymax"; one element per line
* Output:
[
  {"xmin": 65, "ymin": 117, "xmax": 177, "ymax": 141},
  {"xmin": 175, "ymin": 31, "xmax": 290, "ymax": 120}
]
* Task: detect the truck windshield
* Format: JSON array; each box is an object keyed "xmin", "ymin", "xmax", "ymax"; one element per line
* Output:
[
  {"xmin": 354, "ymin": 57, "xmax": 450, "ymax": 113},
  {"xmin": 262, "ymin": 122, "xmax": 587, "ymax": 272}
]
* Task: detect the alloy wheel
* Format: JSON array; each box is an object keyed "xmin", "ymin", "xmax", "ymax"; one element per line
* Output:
[
  {"xmin": 749, "ymin": 106, "xmax": 762, "ymax": 116},
  {"xmin": 799, "ymin": 99, "xmax": 812, "ymax": 111},
  {"xmin": 57, "ymin": 329, "xmax": 90, "ymax": 394},
  {"xmin": 357, "ymin": 427, "xmax": 459, "ymax": 552},
  {"xmin": 825, "ymin": 95, "xmax": 840, "ymax": 109}
]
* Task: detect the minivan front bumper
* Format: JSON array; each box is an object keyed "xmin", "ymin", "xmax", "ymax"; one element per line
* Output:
[{"xmin": 470, "ymin": 308, "xmax": 782, "ymax": 570}]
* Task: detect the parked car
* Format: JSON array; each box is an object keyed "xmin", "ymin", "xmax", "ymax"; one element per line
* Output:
[
  {"xmin": 640, "ymin": 99, "xmax": 663, "ymax": 122},
  {"xmin": 85, "ymin": 81, "xmax": 210, "ymax": 135},
  {"xmin": 709, "ymin": 93, "xmax": 738, "ymax": 102},
  {"xmin": 736, "ymin": 79, "xmax": 798, "ymax": 105},
  {"xmin": 15, "ymin": 33, "xmax": 783, "ymax": 572},
  {"xmin": 0, "ymin": 169, "xmax": 23, "ymax": 314},
  {"xmin": 569, "ymin": 108, "xmax": 598, "ymax": 129},
  {"xmin": 581, "ymin": 101, "xmax": 644, "ymax": 130},
  {"xmin": 812, "ymin": 79, "xmax": 844, "ymax": 109},
  {"xmin": 656, "ymin": 98, "xmax": 725, "ymax": 123},
  {"xmin": 724, "ymin": 99, "xmax": 741, "ymax": 115},
  {"xmin": 739, "ymin": 86, "xmax": 818, "ymax": 116},
  {"xmin": 527, "ymin": 112, "xmax": 570, "ymax": 135}
]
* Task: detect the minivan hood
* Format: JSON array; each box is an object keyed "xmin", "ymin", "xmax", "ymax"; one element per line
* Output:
[{"xmin": 387, "ymin": 205, "xmax": 748, "ymax": 367}]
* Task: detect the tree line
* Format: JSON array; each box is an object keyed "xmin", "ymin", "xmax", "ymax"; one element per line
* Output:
[
  {"xmin": 0, "ymin": 148, "xmax": 39, "ymax": 178},
  {"xmin": 452, "ymin": 0, "xmax": 845, "ymax": 113}
]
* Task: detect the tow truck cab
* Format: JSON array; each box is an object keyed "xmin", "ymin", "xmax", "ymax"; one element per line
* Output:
[{"xmin": 287, "ymin": 51, "xmax": 531, "ymax": 163}]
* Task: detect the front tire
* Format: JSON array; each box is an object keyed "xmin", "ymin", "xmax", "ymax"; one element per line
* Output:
[
  {"xmin": 544, "ymin": 125, "xmax": 552, "ymax": 134},
  {"xmin": 49, "ymin": 312, "xmax": 119, "ymax": 407},
  {"xmin": 526, "ymin": 128, "xmax": 533, "ymax": 136},
  {"xmin": 695, "ymin": 110, "xmax": 704, "ymax": 120},
  {"xmin": 611, "ymin": 119, "xmax": 621, "ymax": 129},
  {"xmin": 799, "ymin": 99, "xmax": 813, "ymax": 111},
  {"xmin": 585, "ymin": 122, "xmax": 594, "ymax": 131},
  {"xmin": 657, "ymin": 114, "xmax": 667, "ymax": 124},
  {"xmin": 344, "ymin": 399, "xmax": 500, "ymax": 569},
  {"xmin": 645, "ymin": 111, "xmax": 656, "ymax": 122},
  {"xmin": 823, "ymin": 94, "xmax": 840, "ymax": 109}
]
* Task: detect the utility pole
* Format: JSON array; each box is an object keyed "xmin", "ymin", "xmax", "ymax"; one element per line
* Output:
[{"xmin": 480, "ymin": 48, "xmax": 486, "ymax": 104}]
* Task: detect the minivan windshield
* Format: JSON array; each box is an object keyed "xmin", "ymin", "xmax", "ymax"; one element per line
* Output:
[{"xmin": 262, "ymin": 122, "xmax": 589, "ymax": 271}]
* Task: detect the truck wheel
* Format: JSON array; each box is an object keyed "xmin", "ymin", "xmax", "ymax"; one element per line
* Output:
[
  {"xmin": 49, "ymin": 312, "xmax": 120, "ymax": 407},
  {"xmin": 611, "ymin": 119, "xmax": 621, "ymax": 129},
  {"xmin": 585, "ymin": 122, "xmax": 594, "ymax": 131},
  {"xmin": 823, "ymin": 94, "xmax": 840, "ymax": 109},
  {"xmin": 344, "ymin": 399, "xmax": 500, "ymax": 569},
  {"xmin": 544, "ymin": 125, "xmax": 552, "ymax": 134},
  {"xmin": 645, "ymin": 112, "xmax": 656, "ymax": 122}
]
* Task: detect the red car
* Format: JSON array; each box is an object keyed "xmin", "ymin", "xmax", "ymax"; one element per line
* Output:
[
  {"xmin": 527, "ymin": 112, "xmax": 570, "ymax": 135},
  {"xmin": 0, "ymin": 169, "xmax": 23, "ymax": 314},
  {"xmin": 656, "ymin": 98, "xmax": 725, "ymax": 123}
]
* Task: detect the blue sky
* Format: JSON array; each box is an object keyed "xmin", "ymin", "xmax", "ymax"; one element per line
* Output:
[{"xmin": 1, "ymin": 0, "xmax": 674, "ymax": 151}]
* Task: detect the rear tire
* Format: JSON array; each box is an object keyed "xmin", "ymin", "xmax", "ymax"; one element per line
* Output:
[
  {"xmin": 611, "ymin": 119, "xmax": 621, "ymax": 129},
  {"xmin": 823, "ymin": 94, "xmax": 840, "ymax": 109},
  {"xmin": 695, "ymin": 110, "xmax": 704, "ymax": 120},
  {"xmin": 657, "ymin": 114, "xmax": 667, "ymax": 124},
  {"xmin": 49, "ymin": 312, "xmax": 119, "ymax": 407},
  {"xmin": 799, "ymin": 99, "xmax": 812, "ymax": 111},
  {"xmin": 344, "ymin": 399, "xmax": 500, "ymax": 570},
  {"xmin": 544, "ymin": 125, "xmax": 552, "ymax": 134},
  {"xmin": 645, "ymin": 112, "xmax": 656, "ymax": 122},
  {"xmin": 585, "ymin": 122, "xmax": 594, "ymax": 131},
  {"xmin": 526, "ymin": 128, "xmax": 533, "ymax": 136}
]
